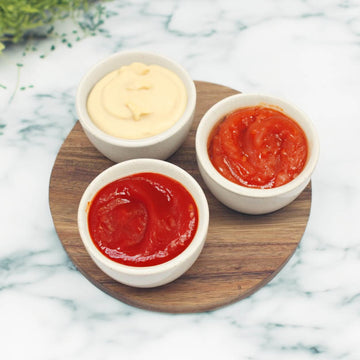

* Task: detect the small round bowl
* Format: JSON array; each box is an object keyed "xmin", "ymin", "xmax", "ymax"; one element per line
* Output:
[
  {"xmin": 195, "ymin": 93, "xmax": 320, "ymax": 215},
  {"xmin": 77, "ymin": 158, "xmax": 209, "ymax": 288},
  {"xmin": 76, "ymin": 50, "xmax": 196, "ymax": 162}
]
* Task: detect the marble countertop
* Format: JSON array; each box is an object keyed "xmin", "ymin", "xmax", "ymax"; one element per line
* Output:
[{"xmin": 1, "ymin": 1, "xmax": 360, "ymax": 359}]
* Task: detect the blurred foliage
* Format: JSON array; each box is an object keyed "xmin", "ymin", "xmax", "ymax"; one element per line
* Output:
[{"xmin": 0, "ymin": 0, "xmax": 102, "ymax": 52}]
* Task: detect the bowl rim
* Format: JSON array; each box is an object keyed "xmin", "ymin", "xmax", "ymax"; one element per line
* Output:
[
  {"xmin": 76, "ymin": 50, "xmax": 197, "ymax": 147},
  {"xmin": 77, "ymin": 158, "xmax": 209, "ymax": 276},
  {"xmin": 195, "ymin": 93, "xmax": 320, "ymax": 198}
]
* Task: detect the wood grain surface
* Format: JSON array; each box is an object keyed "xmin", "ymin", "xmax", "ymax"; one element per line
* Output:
[{"xmin": 49, "ymin": 81, "xmax": 312, "ymax": 313}]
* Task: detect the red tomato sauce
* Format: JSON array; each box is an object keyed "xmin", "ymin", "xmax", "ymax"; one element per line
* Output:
[
  {"xmin": 208, "ymin": 106, "xmax": 308, "ymax": 189},
  {"xmin": 87, "ymin": 172, "xmax": 198, "ymax": 267}
]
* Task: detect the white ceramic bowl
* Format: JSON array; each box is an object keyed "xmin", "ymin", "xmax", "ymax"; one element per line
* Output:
[
  {"xmin": 76, "ymin": 50, "xmax": 196, "ymax": 162},
  {"xmin": 196, "ymin": 93, "xmax": 320, "ymax": 215},
  {"xmin": 77, "ymin": 158, "xmax": 209, "ymax": 288}
]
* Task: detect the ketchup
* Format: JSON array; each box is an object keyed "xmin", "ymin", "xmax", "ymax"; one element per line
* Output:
[
  {"xmin": 87, "ymin": 173, "xmax": 198, "ymax": 267},
  {"xmin": 208, "ymin": 106, "xmax": 308, "ymax": 189}
]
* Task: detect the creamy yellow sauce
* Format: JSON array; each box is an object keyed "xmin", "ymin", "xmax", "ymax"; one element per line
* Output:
[{"xmin": 87, "ymin": 62, "xmax": 187, "ymax": 139}]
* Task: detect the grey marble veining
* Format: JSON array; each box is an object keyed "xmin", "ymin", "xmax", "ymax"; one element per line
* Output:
[{"xmin": 1, "ymin": 0, "xmax": 360, "ymax": 359}]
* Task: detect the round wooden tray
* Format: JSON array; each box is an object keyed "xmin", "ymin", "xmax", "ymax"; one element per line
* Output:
[{"xmin": 49, "ymin": 81, "xmax": 312, "ymax": 313}]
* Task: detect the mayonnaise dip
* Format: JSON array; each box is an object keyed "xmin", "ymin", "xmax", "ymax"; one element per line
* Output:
[{"xmin": 87, "ymin": 62, "xmax": 187, "ymax": 139}]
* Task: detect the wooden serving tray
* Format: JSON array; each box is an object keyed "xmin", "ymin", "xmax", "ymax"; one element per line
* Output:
[{"xmin": 49, "ymin": 81, "xmax": 311, "ymax": 313}]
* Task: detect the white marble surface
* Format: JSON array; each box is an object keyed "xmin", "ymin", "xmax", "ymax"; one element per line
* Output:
[{"xmin": 1, "ymin": 0, "xmax": 360, "ymax": 359}]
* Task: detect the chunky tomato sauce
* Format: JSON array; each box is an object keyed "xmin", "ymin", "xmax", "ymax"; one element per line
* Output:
[
  {"xmin": 87, "ymin": 172, "xmax": 198, "ymax": 267},
  {"xmin": 208, "ymin": 106, "xmax": 308, "ymax": 189}
]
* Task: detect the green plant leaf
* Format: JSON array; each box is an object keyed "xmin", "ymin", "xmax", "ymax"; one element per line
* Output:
[{"xmin": 0, "ymin": 0, "xmax": 102, "ymax": 50}]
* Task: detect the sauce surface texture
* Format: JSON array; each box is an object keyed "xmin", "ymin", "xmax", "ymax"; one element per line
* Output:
[
  {"xmin": 87, "ymin": 172, "xmax": 198, "ymax": 267},
  {"xmin": 208, "ymin": 106, "xmax": 308, "ymax": 189},
  {"xmin": 87, "ymin": 62, "xmax": 187, "ymax": 139}
]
